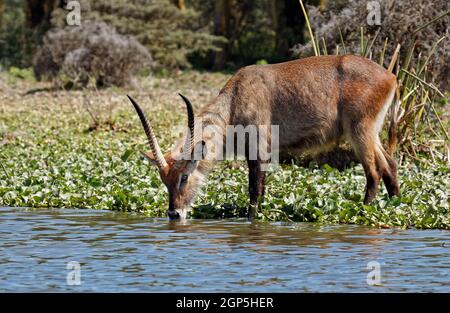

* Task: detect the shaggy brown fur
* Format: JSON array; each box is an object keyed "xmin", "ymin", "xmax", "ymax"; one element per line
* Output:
[{"xmin": 131, "ymin": 55, "xmax": 400, "ymax": 219}]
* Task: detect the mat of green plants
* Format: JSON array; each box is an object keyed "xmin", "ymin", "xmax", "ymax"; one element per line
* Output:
[{"xmin": 0, "ymin": 71, "xmax": 448, "ymax": 229}]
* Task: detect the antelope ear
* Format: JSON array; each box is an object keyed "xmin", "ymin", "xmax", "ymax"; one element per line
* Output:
[
  {"xmin": 192, "ymin": 141, "xmax": 207, "ymax": 161},
  {"xmin": 187, "ymin": 141, "xmax": 206, "ymax": 172},
  {"xmin": 141, "ymin": 151, "xmax": 159, "ymax": 167}
]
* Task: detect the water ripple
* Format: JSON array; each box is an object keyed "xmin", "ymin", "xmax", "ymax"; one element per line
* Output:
[{"xmin": 0, "ymin": 207, "xmax": 448, "ymax": 292}]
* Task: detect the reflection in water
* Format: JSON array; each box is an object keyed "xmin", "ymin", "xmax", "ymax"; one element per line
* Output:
[{"xmin": 0, "ymin": 207, "xmax": 448, "ymax": 292}]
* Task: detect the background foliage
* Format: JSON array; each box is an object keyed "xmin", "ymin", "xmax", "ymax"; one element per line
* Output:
[
  {"xmin": 291, "ymin": 0, "xmax": 449, "ymax": 90},
  {"xmin": 0, "ymin": 0, "xmax": 310, "ymax": 70},
  {"xmin": 51, "ymin": 0, "xmax": 226, "ymax": 69}
]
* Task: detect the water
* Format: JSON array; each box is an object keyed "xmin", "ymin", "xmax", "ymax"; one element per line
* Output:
[{"xmin": 0, "ymin": 207, "xmax": 448, "ymax": 292}]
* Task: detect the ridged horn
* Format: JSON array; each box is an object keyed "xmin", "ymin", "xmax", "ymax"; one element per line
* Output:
[
  {"xmin": 127, "ymin": 95, "xmax": 168, "ymax": 170},
  {"xmin": 178, "ymin": 93, "xmax": 195, "ymax": 154}
]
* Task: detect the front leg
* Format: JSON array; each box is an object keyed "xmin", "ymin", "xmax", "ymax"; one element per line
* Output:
[{"xmin": 247, "ymin": 159, "xmax": 266, "ymax": 220}]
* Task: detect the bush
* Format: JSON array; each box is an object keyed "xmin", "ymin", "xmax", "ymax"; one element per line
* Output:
[{"xmin": 33, "ymin": 21, "xmax": 153, "ymax": 87}]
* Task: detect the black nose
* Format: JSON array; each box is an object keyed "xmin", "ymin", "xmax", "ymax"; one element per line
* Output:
[{"xmin": 167, "ymin": 210, "xmax": 180, "ymax": 220}]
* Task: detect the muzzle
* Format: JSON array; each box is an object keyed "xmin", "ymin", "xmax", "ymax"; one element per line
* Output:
[{"xmin": 167, "ymin": 210, "xmax": 180, "ymax": 220}]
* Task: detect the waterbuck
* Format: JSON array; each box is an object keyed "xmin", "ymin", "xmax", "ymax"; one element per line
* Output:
[{"xmin": 128, "ymin": 55, "xmax": 400, "ymax": 220}]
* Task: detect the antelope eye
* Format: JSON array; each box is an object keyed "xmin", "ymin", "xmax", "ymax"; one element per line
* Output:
[{"xmin": 181, "ymin": 174, "xmax": 189, "ymax": 183}]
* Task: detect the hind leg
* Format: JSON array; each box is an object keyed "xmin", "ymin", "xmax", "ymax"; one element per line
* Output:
[
  {"xmin": 361, "ymin": 158, "xmax": 381, "ymax": 205},
  {"xmin": 379, "ymin": 147, "xmax": 400, "ymax": 197},
  {"xmin": 347, "ymin": 125, "xmax": 382, "ymax": 204}
]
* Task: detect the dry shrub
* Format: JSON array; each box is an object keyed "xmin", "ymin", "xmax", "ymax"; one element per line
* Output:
[
  {"xmin": 33, "ymin": 21, "xmax": 153, "ymax": 88},
  {"xmin": 291, "ymin": 0, "xmax": 449, "ymax": 90}
]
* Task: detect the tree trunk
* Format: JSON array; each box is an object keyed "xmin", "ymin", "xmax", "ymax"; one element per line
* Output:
[
  {"xmin": 271, "ymin": 0, "xmax": 305, "ymax": 61},
  {"xmin": 25, "ymin": 0, "xmax": 61, "ymax": 29},
  {"xmin": 270, "ymin": 0, "xmax": 284, "ymax": 59},
  {"xmin": 0, "ymin": 0, "xmax": 4, "ymax": 27},
  {"xmin": 213, "ymin": 0, "xmax": 231, "ymax": 70}
]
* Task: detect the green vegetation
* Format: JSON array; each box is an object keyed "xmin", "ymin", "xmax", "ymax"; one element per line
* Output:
[
  {"xmin": 0, "ymin": 1, "xmax": 448, "ymax": 230},
  {"xmin": 0, "ymin": 72, "xmax": 448, "ymax": 229}
]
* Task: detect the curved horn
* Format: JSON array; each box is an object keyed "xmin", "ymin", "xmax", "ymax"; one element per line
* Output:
[
  {"xmin": 127, "ymin": 95, "xmax": 168, "ymax": 170},
  {"xmin": 178, "ymin": 93, "xmax": 195, "ymax": 153}
]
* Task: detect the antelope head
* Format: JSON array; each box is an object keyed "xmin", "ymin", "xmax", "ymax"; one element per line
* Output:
[{"xmin": 127, "ymin": 94, "xmax": 206, "ymax": 220}]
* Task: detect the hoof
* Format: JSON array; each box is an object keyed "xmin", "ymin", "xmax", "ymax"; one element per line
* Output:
[{"xmin": 247, "ymin": 204, "xmax": 257, "ymax": 220}]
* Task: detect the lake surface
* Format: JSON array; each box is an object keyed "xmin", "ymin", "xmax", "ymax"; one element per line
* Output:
[{"xmin": 0, "ymin": 207, "xmax": 448, "ymax": 292}]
